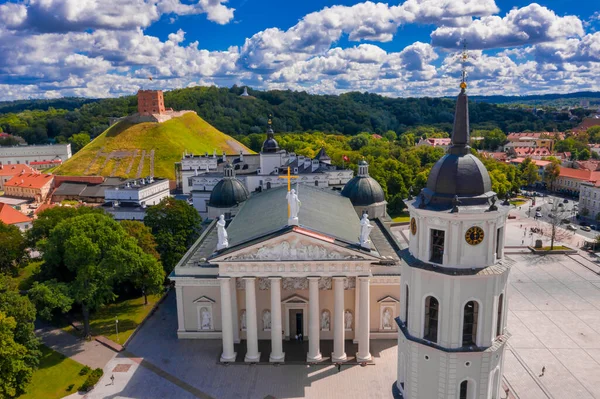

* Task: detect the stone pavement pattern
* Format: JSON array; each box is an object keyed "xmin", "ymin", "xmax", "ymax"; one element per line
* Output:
[
  {"xmin": 35, "ymin": 323, "xmax": 115, "ymax": 370},
  {"xmin": 86, "ymin": 252, "xmax": 600, "ymax": 399}
]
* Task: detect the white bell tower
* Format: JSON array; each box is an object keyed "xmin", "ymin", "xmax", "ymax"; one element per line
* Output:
[{"xmin": 395, "ymin": 79, "xmax": 512, "ymax": 399}]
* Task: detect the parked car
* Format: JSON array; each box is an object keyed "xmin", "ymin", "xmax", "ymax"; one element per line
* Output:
[
  {"xmin": 558, "ymin": 203, "xmax": 564, "ymax": 207},
  {"xmin": 563, "ymin": 199, "xmax": 569, "ymax": 203},
  {"xmin": 535, "ymin": 211, "xmax": 542, "ymax": 218},
  {"xmin": 591, "ymin": 225, "xmax": 598, "ymax": 231},
  {"xmin": 581, "ymin": 221, "xmax": 589, "ymax": 226},
  {"xmin": 561, "ymin": 218, "xmax": 571, "ymax": 224},
  {"xmin": 549, "ymin": 199, "xmax": 554, "ymax": 204},
  {"xmin": 581, "ymin": 226, "xmax": 591, "ymax": 232},
  {"xmin": 536, "ymin": 207, "xmax": 542, "ymax": 211},
  {"xmin": 567, "ymin": 224, "xmax": 577, "ymax": 231},
  {"xmin": 548, "ymin": 214, "xmax": 555, "ymax": 218}
]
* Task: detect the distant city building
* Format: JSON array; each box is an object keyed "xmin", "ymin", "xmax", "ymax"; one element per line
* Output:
[
  {"xmin": 0, "ymin": 164, "xmax": 35, "ymax": 191},
  {"xmin": 0, "ymin": 203, "xmax": 32, "ymax": 231},
  {"xmin": 4, "ymin": 172, "xmax": 54, "ymax": 202},
  {"xmin": 580, "ymin": 181, "xmax": 600, "ymax": 220},
  {"xmin": 103, "ymin": 176, "xmax": 170, "ymax": 220},
  {"xmin": 416, "ymin": 137, "xmax": 451, "ymax": 151},
  {"xmin": 240, "ymin": 87, "xmax": 250, "ymax": 97},
  {"xmin": 553, "ymin": 167, "xmax": 600, "ymax": 195},
  {"xmin": 0, "ymin": 143, "xmax": 72, "ymax": 166}
]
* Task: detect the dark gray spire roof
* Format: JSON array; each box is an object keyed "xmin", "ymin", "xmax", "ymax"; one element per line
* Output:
[
  {"xmin": 421, "ymin": 86, "xmax": 494, "ymax": 209},
  {"xmin": 261, "ymin": 117, "xmax": 280, "ymax": 153},
  {"xmin": 315, "ymin": 147, "xmax": 331, "ymax": 161}
]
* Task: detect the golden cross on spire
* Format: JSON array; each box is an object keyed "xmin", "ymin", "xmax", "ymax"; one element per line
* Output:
[
  {"xmin": 278, "ymin": 166, "xmax": 298, "ymax": 217},
  {"xmin": 460, "ymin": 39, "xmax": 468, "ymax": 90},
  {"xmin": 268, "ymin": 113, "xmax": 272, "ymax": 126}
]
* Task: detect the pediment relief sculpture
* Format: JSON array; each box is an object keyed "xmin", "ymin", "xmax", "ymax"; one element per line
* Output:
[{"xmin": 223, "ymin": 239, "xmax": 364, "ymax": 261}]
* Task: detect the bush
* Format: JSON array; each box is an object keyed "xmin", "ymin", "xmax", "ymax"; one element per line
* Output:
[
  {"xmin": 67, "ymin": 384, "xmax": 74, "ymax": 392},
  {"xmin": 79, "ymin": 365, "xmax": 91, "ymax": 376},
  {"xmin": 78, "ymin": 368, "xmax": 103, "ymax": 392}
]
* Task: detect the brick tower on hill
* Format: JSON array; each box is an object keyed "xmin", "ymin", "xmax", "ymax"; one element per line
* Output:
[{"xmin": 137, "ymin": 90, "xmax": 166, "ymax": 115}]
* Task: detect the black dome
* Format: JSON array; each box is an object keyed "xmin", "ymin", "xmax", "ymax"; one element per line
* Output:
[
  {"xmin": 341, "ymin": 176, "xmax": 385, "ymax": 206},
  {"xmin": 425, "ymin": 153, "xmax": 491, "ymax": 197},
  {"xmin": 208, "ymin": 178, "xmax": 249, "ymax": 208},
  {"xmin": 261, "ymin": 136, "xmax": 280, "ymax": 153}
]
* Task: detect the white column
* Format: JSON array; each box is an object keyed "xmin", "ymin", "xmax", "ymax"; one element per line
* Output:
[
  {"xmin": 230, "ymin": 278, "xmax": 240, "ymax": 344},
  {"xmin": 244, "ymin": 277, "xmax": 260, "ymax": 362},
  {"xmin": 175, "ymin": 284, "xmax": 185, "ymax": 332},
  {"xmin": 353, "ymin": 279, "xmax": 360, "ymax": 344},
  {"xmin": 357, "ymin": 277, "xmax": 371, "ymax": 362},
  {"xmin": 332, "ymin": 277, "xmax": 347, "ymax": 362},
  {"xmin": 269, "ymin": 277, "xmax": 285, "ymax": 362},
  {"xmin": 307, "ymin": 277, "xmax": 322, "ymax": 362},
  {"xmin": 219, "ymin": 278, "xmax": 236, "ymax": 362}
]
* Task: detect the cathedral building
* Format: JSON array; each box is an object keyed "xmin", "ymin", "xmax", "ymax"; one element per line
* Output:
[
  {"xmin": 395, "ymin": 81, "xmax": 511, "ymax": 399},
  {"xmin": 170, "ymin": 144, "xmax": 401, "ymax": 363}
]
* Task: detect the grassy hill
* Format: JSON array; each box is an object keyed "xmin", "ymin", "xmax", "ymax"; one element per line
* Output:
[{"xmin": 53, "ymin": 112, "xmax": 253, "ymax": 180}]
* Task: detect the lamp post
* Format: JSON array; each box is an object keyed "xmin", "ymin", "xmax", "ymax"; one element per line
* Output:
[{"xmin": 115, "ymin": 317, "xmax": 119, "ymax": 343}]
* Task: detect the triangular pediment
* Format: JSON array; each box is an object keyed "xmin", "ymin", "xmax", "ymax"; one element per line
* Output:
[
  {"xmin": 193, "ymin": 296, "xmax": 216, "ymax": 303},
  {"xmin": 212, "ymin": 230, "xmax": 379, "ymax": 262},
  {"xmin": 377, "ymin": 295, "xmax": 399, "ymax": 303},
  {"xmin": 282, "ymin": 294, "xmax": 308, "ymax": 304}
]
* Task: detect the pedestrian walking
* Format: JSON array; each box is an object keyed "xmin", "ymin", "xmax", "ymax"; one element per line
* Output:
[
  {"xmin": 337, "ymin": 363, "xmax": 341, "ymax": 372},
  {"xmin": 505, "ymin": 387, "xmax": 510, "ymax": 398},
  {"xmin": 540, "ymin": 366, "xmax": 545, "ymax": 377},
  {"xmin": 299, "ymin": 333, "xmax": 303, "ymax": 342},
  {"xmin": 295, "ymin": 334, "xmax": 298, "ymax": 341},
  {"xmin": 110, "ymin": 375, "xmax": 115, "ymax": 385}
]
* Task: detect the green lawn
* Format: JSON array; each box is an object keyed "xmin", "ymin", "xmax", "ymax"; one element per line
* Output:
[
  {"xmin": 391, "ymin": 211, "xmax": 410, "ymax": 222},
  {"xmin": 18, "ymin": 345, "xmax": 88, "ymax": 399},
  {"xmin": 65, "ymin": 293, "xmax": 163, "ymax": 344},
  {"xmin": 510, "ymin": 200, "xmax": 527, "ymax": 206},
  {"xmin": 12, "ymin": 261, "xmax": 42, "ymax": 291},
  {"xmin": 540, "ymin": 245, "xmax": 571, "ymax": 251}
]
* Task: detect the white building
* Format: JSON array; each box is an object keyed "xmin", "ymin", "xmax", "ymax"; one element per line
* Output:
[
  {"xmin": 396, "ymin": 84, "xmax": 511, "ymax": 399},
  {"xmin": 579, "ymin": 181, "xmax": 600, "ymax": 220},
  {"xmin": 182, "ymin": 123, "xmax": 353, "ymax": 218},
  {"xmin": 103, "ymin": 176, "xmax": 170, "ymax": 220},
  {"xmin": 0, "ymin": 144, "xmax": 72, "ymax": 166}
]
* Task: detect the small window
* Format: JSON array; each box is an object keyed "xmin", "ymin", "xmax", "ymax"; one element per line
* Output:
[
  {"xmin": 423, "ymin": 296, "xmax": 439, "ymax": 343},
  {"xmin": 459, "ymin": 380, "xmax": 468, "ymax": 399},
  {"xmin": 496, "ymin": 294, "xmax": 504, "ymax": 337},
  {"xmin": 314, "ymin": 180, "xmax": 319, "ymax": 187},
  {"xmin": 187, "ymin": 177, "xmax": 193, "ymax": 187},
  {"xmin": 462, "ymin": 301, "xmax": 479, "ymax": 346},
  {"xmin": 404, "ymin": 285, "xmax": 409, "ymax": 327},
  {"xmin": 430, "ymin": 229, "xmax": 445, "ymax": 264}
]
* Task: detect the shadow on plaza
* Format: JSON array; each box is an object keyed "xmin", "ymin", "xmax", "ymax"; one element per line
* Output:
[{"xmin": 99, "ymin": 292, "xmax": 398, "ymax": 399}]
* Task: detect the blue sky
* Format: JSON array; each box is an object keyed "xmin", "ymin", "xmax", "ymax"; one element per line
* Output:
[{"xmin": 0, "ymin": 0, "xmax": 599, "ymax": 100}]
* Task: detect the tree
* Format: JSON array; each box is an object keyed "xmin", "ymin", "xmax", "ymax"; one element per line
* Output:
[
  {"xmin": 28, "ymin": 280, "xmax": 73, "ymax": 321},
  {"xmin": 383, "ymin": 130, "xmax": 397, "ymax": 142},
  {"xmin": 0, "ymin": 276, "xmax": 39, "ymax": 398},
  {"xmin": 27, "ymin": 206, "xmax": 104, "ymax": 249},
  {"xmin": 482, "ymin": 128, "xmax": 507, "ymax": 151},
  {"xmin": 144, "ymin": 198, "xmax": 201, "ymax": 275},
  {"xmin": 68, "ymin": 132, "xmax": 91, "ymax": 153},
  {"xmin": 588, "ymin": 126, "xmax": 600, "ymax": 143},
  {"xmin": 42, "ymin": 213, "xmax": 158, "ymax": 337},
  {"xmin": 579, "ymin": 148, "xmax": 591, "ymax": 160},
  {"xmin": 127, "ymin": 254, "xmax": 164, "ymax": 305},
  {"xmin": 0, "ymin": 222, "xmax": 28, "ymax": 275},
  {"xmin": 519, "ymin": 157, "xmax": 540, "ymax": 186},
  {"xmin": 544, "ymin": 158, "xmax": 561, "ymax": 190},
  {"xmin": 120, "ymin": 220, "xmax": 160, "ymax": 260},
  {"xmin": 538, "ymin": 206, "xmax": 573, "ymax": 250},
  {"xmin": 348, "ymin": 134, "xmax": 370, "ymax": 150}
]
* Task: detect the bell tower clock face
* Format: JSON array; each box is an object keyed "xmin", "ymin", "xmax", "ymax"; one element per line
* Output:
[
  {"xmin": 465, "ymin": 226, "xmax": 484, "ymax": 245},
  {"xmin": 410, "ymin": 217, "xmax": 417, "ymax": 235}
]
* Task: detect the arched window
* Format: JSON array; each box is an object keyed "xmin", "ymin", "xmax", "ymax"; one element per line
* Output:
[
  {"xmin": 462, "ymin": 301, "xmax": 479, "ymax": 346},
  {"xmin": 459, "ymin": 380, "xmax": 469, "ymax": 399},
  {"xmin": 423, "ymin": 296, "xmax": 439, "ymax": 343},
  {"xmin": 405, "ymin": 285, "xmax": 409, "ymax": 327},
  {"xmin": 496, "ymin": 294, "xmax": 504, "ymax": 337}
]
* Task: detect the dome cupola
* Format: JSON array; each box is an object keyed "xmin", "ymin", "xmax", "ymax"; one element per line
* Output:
[
  {"xmin": 261, "ymin": 116, "xmax": 280, "ymax": 153},
  {"xmin": 341, "ymin": 160, "xmax": 385, "ymax": 207},
  {"xmin": 208, "ymin": 163, "xmax": 250, "ymax": 208}
]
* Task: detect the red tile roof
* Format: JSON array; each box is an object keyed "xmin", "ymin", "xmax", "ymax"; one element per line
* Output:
[
  {"xmin": 30, "ymin": 160, "xmax": 62, "ymax": 165},
  {"xmin": 511, "ymin": 158, "xmax": 551, "ymax": 167},
  {"xmin": 574, "ymin": 118, "xmax": 600, "ymax": 132},
  {"xmin": 0, "ymin": 203, "xmax": 32, "ymax": 225},
  {"xmin": 575, "ymin": 160, "xmax": 600, "ymax": 171},
  {"xmin": 507, "ymin": 132, "xmax": 564, "ymax": 141},
  {"xmin": 0, "ymin": 164, "xmax": 35, "ymax": 176},
  {"xmin": 5, "ymin": 173, "xmax": 54, "ymax": 189},
  {"xmin": 559, "ymin": 167, "xmax": 594, "ymax": 180},
  {"xmin": 512, "ymin": 147, "xmax": 551, "ymax": 156}
]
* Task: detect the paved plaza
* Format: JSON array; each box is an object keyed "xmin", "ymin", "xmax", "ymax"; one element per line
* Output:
[{"xmin": 86, "ymin": 251, "xmax": 600, "ymax": 399}]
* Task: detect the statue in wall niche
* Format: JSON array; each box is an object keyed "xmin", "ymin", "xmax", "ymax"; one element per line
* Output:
[
  {"xmin": 286, "ymin": 189, "xmax": 301, "ymax": 221},
  {"xmin": 344, "ymin": 310, "xmax": 353, "ymax": 330},
  {"xmin": 200, "ymin": 307, "xmax": 212, "ymax": 330},
  {"xmin": 263, "ymin": 310, "xmax": 271, "ymax": 330},
  {"xmin": 217, "ymin": 215, "xmax": 228, "ymax": 250},
  {"xmin": 359, "ymin": 213, "xmax": 373, "ymax": 248},
  {"xmin": 241, "ymin": 310, "xmax": 247, "ymax": 330},
  {"xmin": 321, "ymin": 310, "xmax": 330, "ymax": 330},
  {"xmin": 383, "ymin": 307, "xmax": 392, "ymax": 329}
]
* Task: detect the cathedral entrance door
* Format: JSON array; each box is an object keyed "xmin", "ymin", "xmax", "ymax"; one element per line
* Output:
[
  {"xmin": 289, "ymin": 309, "xmax": 304, "ymax": 339},
  {"xmin": 296, "ymin": 312, "xmax": 303, "ymax": 336}
]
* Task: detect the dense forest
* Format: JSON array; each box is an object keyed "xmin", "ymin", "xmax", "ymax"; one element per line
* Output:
[{"xmin": 0, "ymin": 86, "xmax": 582, "ymax": 145}]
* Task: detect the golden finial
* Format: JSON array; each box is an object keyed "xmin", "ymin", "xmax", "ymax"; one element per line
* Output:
[
  {"xmin": 460, "ymin": 40, "xmax": 468, "ymax": 90},
  {"xmin": 268, "ymin": 114, "xmax": 272, "ymax": 125}
]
